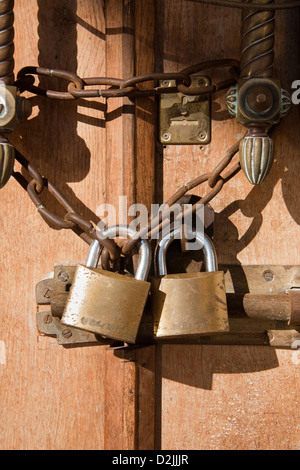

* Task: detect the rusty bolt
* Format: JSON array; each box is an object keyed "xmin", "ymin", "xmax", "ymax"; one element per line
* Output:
[{"xmin": 62, "ymin": 329, "xmax": 72, "ymax": 338}]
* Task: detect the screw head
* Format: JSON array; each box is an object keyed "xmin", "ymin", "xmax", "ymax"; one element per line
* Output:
[
  {"xmin": 162, "ymin": 132, "xmax": 171, "ymax": 141},
  {"xmin": 263, "ymin": 270, "xmax": 275, "ymax": 282},
  {"xmin": 58, "ymin": 271, "xmax": 69, "ymax": 282},
  {"xmin": 43, "ymin": 314, "xmax": 53, "ymax": 324},
  {"xmin": 162, "ymin": 80, "xmax": 170, "ymax": 87},
  {"xmin": 198, "ymin": 132, "xmax": 207, "ymax": 141},
  {"xmin": 62, "ymin": 329, "xmax": 72, "ymax": 338}
]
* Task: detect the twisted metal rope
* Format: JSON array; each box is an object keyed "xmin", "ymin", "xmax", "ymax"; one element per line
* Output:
[{"xmin": 0, "ymin": 0, "xmax": 14, "ymax": 84}]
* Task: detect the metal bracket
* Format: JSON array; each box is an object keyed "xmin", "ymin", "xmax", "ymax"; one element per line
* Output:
[{"xmin": 159, "ymin": 76, "xmax": 211, "ymax": 145}]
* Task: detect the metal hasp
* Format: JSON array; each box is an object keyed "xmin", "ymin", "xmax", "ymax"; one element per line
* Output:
[
  {"xmin": 225, "ymin": 0, "xmax": 291, "ymax": 184},
  {"xmin": 36, "ymin": 265, "xmax": 98, "ymax": 345},
  {"xmin": 159, "ymin": 76, "xmax": 211, "ymax": 145}
]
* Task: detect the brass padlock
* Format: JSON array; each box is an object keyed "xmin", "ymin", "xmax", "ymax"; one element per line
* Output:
[
  {"xmin": 151, "ymin": 227, "xmax": 229, "ymax": 338},
  {"xmin": 61, "ymin": 225, "xmax": 151, "ymax": 344}
]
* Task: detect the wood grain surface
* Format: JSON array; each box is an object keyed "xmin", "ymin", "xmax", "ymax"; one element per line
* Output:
[{"xmin": 0, "ymin": 0, "xmax": 151, "ymax": 450}]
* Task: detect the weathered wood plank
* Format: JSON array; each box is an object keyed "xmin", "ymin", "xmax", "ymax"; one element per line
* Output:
[
  {"xmin": 156, "ymin": 0, "xmax": 300, "ymax": 450},
  {"xmin": 0, "ymin": 0, "xmax": 152, "ymax": 450},
  {"xmin": 0, "ymin": 0, "xmax": 109, "ymax": 450},
  {"xmin": 160, "ymin": 345, "xmax": 300, "ymax": 450}
]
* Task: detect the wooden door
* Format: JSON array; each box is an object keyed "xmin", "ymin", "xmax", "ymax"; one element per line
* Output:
[{"xmin": 0, "ymin": 0, "xmax": 299, "ymax": 451}]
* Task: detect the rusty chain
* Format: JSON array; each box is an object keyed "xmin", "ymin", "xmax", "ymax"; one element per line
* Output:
[
  {"xmin": 10, "ymin": 57, "xmax": 242, "ymax": 262},
  {"xmin": 12, "ymin": 137, "xmax": 241, "ymax": 260},
  {"xmin": 121, "ymin": 140, "xmax": 241, "ymax": 256},
  {"xmin": 12, "ymin": 59, "xmax": 243, "ymax": 260},
  {"xmin": 11, "ymin": 0, "xmax": 299, "ymax": 262},
  {"xmin": 7, "ymin": 0, "xmax": 300, "ymax": 262},
  {"xmin": 12, "ymin": 150, "xmax": 121, "ymax": 259},
  {"xmin": 0, "ymin": 0, "xmax": 247, "ymax": 268},
  {"xmin": 15, "ymin": 59, "xmax": 239, "ymax": 100}
]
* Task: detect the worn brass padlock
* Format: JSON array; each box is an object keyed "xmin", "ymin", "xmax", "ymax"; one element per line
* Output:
[
  {"xmin": 61, "ymin": 225, "xmax": 151, "ymax": 344},
  {"xmin": 151, "ymin": 228, "xmax": 229, "ymax": 338}
]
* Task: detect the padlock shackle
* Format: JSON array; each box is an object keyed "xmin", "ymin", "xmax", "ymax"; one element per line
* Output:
[
  {"xmin": 155, "ymin": 227, "xmax": 218, "ymax": 276},
  {"xmin": 101, "ymin": 225, "xmax": 151, "ymax": 281},
  {"xmin": 85, "ymin": 239, "xmax": 102, "ymax": 268}
]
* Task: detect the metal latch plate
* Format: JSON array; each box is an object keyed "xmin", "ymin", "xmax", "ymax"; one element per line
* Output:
[{"xmin": 159, "ymin": 76, "xmax": 211, "ymax": 145}]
